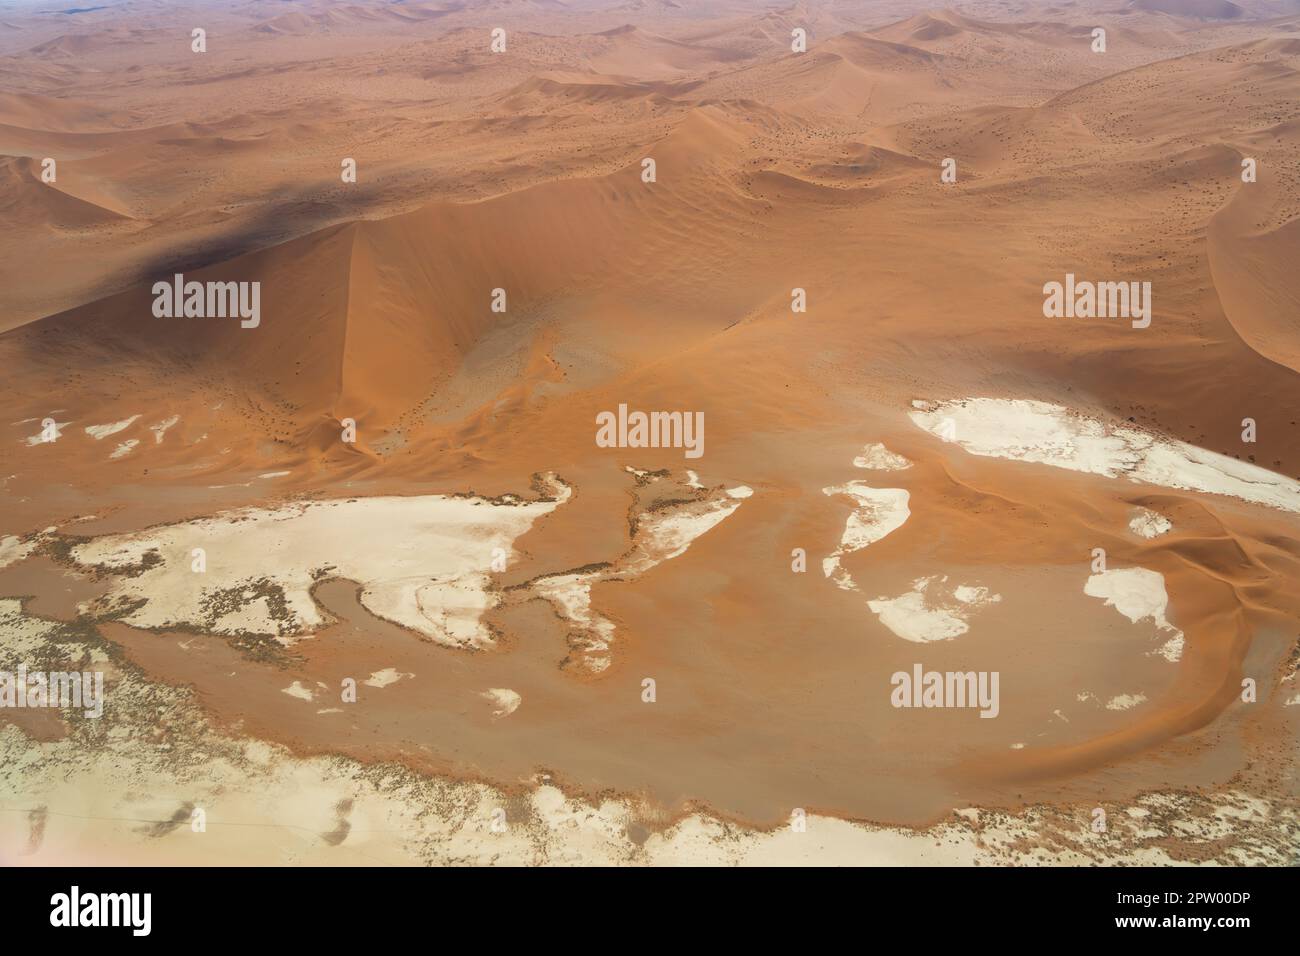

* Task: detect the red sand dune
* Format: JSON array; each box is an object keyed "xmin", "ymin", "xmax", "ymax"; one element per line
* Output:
[{"xmin": 0, "ymin": 0, "xmax": 1297, "ymax": 866}]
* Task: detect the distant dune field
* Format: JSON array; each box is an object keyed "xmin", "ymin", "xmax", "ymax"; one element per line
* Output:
[{"xmin": 0, "ymin": 0, "xmax": 1297, "ymax": 868}]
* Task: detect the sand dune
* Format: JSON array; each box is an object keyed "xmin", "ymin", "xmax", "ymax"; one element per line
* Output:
[
  {"xmin": 587, "ymin": 23, "xmax": 750, "ymax": 77},
  {"xmin": 1130, "ymin": 0, "xmax": 1246, "ymax": 18},
  {"xmin": 0, "ymin": 91, "xmax": 139, "ymax": 133},
  {"xmin": 875, "ymin": 9, "xmax": 1005, "ymax": 45},
  {"xmin": 1207, "ymin": 150, "xmax": 1300, "ymax": 371},
  {"xmin": 0, "ymin": 156, "xmax": 132, "ymax": 229},
  {"xmin": 0, "ymin": 0, "xmax": 1297, "ymax": 868}
]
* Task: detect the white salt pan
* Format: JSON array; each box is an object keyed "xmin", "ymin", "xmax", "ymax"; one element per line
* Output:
[
  {"xmin": 530, "ymin": 474, "xmax": 750, "ymax": 673},
  {"xmin": 532, "ymin": 573, "xmax": 615, "ymax": 671},
  {"xmin": 0, "ymin": 535, "xmax": 35, "ymax": 570},
  {"xmin": 282, "ymin": 681, "xmax": 314, "ymax": 701},
  {"xmin": 1084, "ymin": 567, "xmax": 1184, "ymax": 663},
  {"xmin": 867, "ymin": 576, "xmax": 1001, "ymax": 643},
  {"xmin": 624, "ymin": 487, "xmax": 749, "ymax": 573},
  {"xmin": 149, "ymin": 415, "xmax": 180, "ymax": 444},
  {"xmin": 364, "ymin": 668, "xmax": 411, "ymax": 689},
  {"xmin": 482, "ymin": 688, "xmax": 521, "ymax": 718},
  {"xmin": 1106, "ymin": 693, "xmax": 1147, "ymax": 711},
  {"xmin": 1129, "ymin": 508, "xmax": 1172, "ymax": 539},
  {"xmin": 23, "ymin": 421, "xmax": 68, "ymax": 445},
  {"xmin": 72, "ymin": 476, "xmax": 571, "ymax": 648},
  {"xmin": 910, "ymin": 398, "xmax": 1300, "ymax": 513},
  {"xmin": 821, "ymin": 483, "xmax": 910, "ymax": 592},
  {"xmin": 85, "ymin": 415, "xmax": 140, "ymax": 440},
  {"xmin": 853, "ymin": 443, "xmax": 912, "ymax": 471}
]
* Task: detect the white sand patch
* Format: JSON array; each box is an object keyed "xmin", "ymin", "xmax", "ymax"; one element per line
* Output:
[
  {"xmin": 149, "ymin": 415, "xmax": 180, "ymax": 444},
  {"xmin": 910, "ymin": 398, "xmax": 1300, "ymax": 513},
  {"xmin": 0, "ymin": 535, "xmax": 35, "ymax": 570},
  {"xmin": 282, "ymin": 681, "xmax": 315, "ymax": 701},
  {"xmin": 260, "ymin": 471, "xmax": 290, "ymax": 479},
  {"xmin": 109, "ymin": 439, "xmax": 139, "ymax": 459},
  {"xmin": 1129, "ymin": 508, "xmax": 1172, "ymax": 539},
  {"xmin": 1106, "ymin": 693, "xmax": 1148, "ymax": 711},
  {"xmin": 1283, "ymin": 692, "xmax": 1300, "ymax": 707},
  {"xmin": 482, "ymin": 687, "xmax": 521, "ymax": 718},
  {"xmin": 853, "ymin": 443, "xmax": 912, "ymax": 471},
  {"xmin": 685, "ymin": 470, "xmax": 704, "ymax": 489},
  {"xmin": 1084, "ymin": 567, "xmax": 1184, "ymax": 663},
  {"xmin": 85, "ymin": 415, "xmax": 140, "ymax": 440},
  {"xmin": 866, "ymin": 575, "xmax": 1001, "ymax": 643},
  {"xmin": 71, "ymin": 475, "xmax": 571, "ymax": 648},
  {"xmin": 821, "ymin": 483, "xmax": 910, "ymax": 591},
  {"xmin": 23, "ymin": 421, "xmax": 68, "ymax": 445},
  {"xmin": 364, "ymin": 668, "xmax": 412, "ymax": 689}
]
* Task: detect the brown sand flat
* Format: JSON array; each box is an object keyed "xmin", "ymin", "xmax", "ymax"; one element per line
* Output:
[{"xmin": 1, "ymin": 0, "xmax": 1298, "ymax": 865}]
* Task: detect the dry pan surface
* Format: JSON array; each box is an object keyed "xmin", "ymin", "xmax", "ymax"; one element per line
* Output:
[{"xmin": 2, "ymin": 0, "xmax": 1300, "ymax": 864}]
